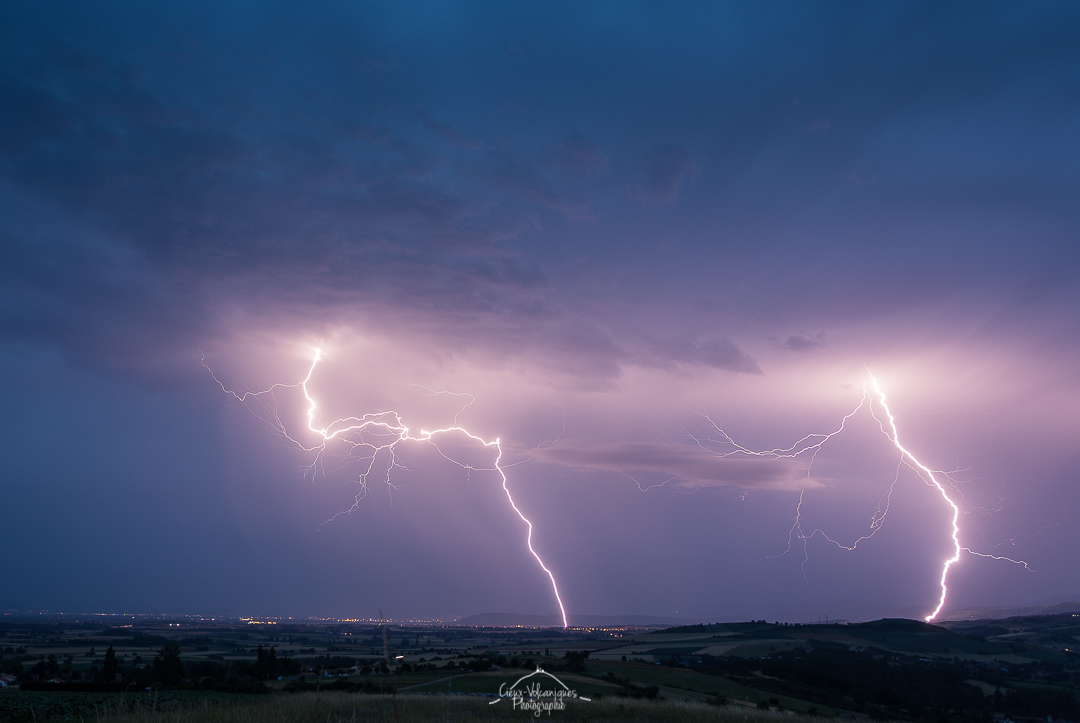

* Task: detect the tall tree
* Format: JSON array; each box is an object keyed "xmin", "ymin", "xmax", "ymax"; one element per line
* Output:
[
  {"xmin": 152, "ymin": 645, "xmax": 184, "ymax": 685},
  {"xmin": 102, "ymin": 645, "xmax": 119, "ymax": 681},
  {"xmin": 253, "ymin": 644, "xmax": 278, "ymax": 679}
]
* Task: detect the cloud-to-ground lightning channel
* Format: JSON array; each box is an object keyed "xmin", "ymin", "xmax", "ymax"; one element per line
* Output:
[
  {"xmin": 867, "ymin": 374, "xmax": 959, "ymax": 621},
  {"xmin": 689, "ymin": 373, "xmax": 1030, "ymax": 622},
  {"xmin": 206, "ymin": 349, "xmax": 568, "ymax": 628}
]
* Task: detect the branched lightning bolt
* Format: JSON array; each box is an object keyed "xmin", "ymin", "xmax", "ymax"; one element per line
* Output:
[
  {"xmin": 868, "ymin": 375, "xmax": 1031, "ymax": 617},
  {"xmin": 690, "ymin": 373, "xmax": 1031, "ymax": 622},
  {"xmin": 206, "ymin": 349, "xmax": 568, "ymax": 628},
  {"xmin": 866, "ymin": 373, "xmax": 962, "ymax": 621}
]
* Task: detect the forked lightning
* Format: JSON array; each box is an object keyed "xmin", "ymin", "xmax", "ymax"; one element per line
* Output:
[
  {"xmin": 692, "ymin": 372, "xmax": 1029, "ymax": 622},
  {"xmin": 207, "ymin": 349, "xmax": 568, "ymax": 628}
]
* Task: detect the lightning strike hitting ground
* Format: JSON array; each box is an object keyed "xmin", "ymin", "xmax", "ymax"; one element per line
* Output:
[
  {"xmin": 206, "ymin": 349, "xmax": 568, "ymax": 628},
  {"xmin": 690, "ymin": 373, "xmax": 1030, "ymax": 622},
  {"xmin": 867, "ymin": 374, "xmax": 960, "ymax": 621}
]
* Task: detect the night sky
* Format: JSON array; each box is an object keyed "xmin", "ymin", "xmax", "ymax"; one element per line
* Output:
[{"xmin": 2, "ymin": 1, "xmax": 1078, "ymax": 623}]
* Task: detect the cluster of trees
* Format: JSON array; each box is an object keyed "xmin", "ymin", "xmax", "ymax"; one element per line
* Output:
[
  {"xmin": 560, "ymin": 650, "xmax": 590, "ymax": 673},
  {"xmin": 596, "ymin": 670, "xmax": 661, "ymax": 700},
  {"xmin": 441, "ymin": 657, "xmax": 493, "ymax": 672},
  {"xmin": 4, "ymin": 644, "xmax": 318, "ymax": 693},
  {"xmin": 506, "ymin": 657, "xmax": 537, "ymax": 669},
  {"xmin": 161, "ymin": 644, "xmax": 308, "ymax": 689},
  {"xmin": 2, "ymin": 652, "xmax": 84, "ymax": 680},
  {"xmin": 687, "ymin": 645, "xmax": 1079, "ymax": 721},
  {"xmin": 2, "ymin": 658, "xmax": 25, "ymax": 676},
  {"xmin": 394, "ymin": 662, "xmax": 437, "ymax": 673}
]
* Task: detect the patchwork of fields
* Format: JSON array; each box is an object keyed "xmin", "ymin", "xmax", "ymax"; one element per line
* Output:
[{"xmin": 1, "ymin": 612, "xmax": 1078, "ymax": 721}]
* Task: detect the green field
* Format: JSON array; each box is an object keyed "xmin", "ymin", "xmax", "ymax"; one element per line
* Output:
[
  {"xmin": 2, "ymin": 612, "xmax": 1078, "ymax": 721},
  {"xmin": 0, "ymin": 690, "xmax": 814, "ymax": 723}
]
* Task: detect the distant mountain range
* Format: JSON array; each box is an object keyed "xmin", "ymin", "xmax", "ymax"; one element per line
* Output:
[
  {"xmin": 937, "ymin": 600, "xmax": 1080, "ymax": 621},
  {"xmin": 455, "ymin": 600, "xmax": 1080, "ymax": 628},
  {"xmin": 454, "ymin": 612, "xmax": 713, "ymax": 627}
]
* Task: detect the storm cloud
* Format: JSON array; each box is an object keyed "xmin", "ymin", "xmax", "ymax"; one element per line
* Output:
[{"xmin": 1, "ymin": 1, "xmax": 1079, "ymax": 622}]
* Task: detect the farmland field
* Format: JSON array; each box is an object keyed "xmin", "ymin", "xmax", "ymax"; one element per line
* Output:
[
  {"xmin": 2, "ymin": 613, "xmax": 1078, "ymax": 721},
  {"xmin": 0, "ymin": 689, "xmax": 808, "ymax": 723}
]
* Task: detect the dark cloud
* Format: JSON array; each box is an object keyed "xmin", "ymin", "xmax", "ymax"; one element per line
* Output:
[
  {"xmin": 416, "ymin": 108, "xmax": 481, "ymax": 150},
  {"xmin": 0, "ymin": 1, "xmax": 1077, "ymax": 387},
  {"xmin": 0, "ymin": 47, "xmax": 556, "ymax": 377},
  {"xmin": 777, "ymin": 333, "xmax": 826, "ymax": 353},
  {"xmin": 636, "ymin": 334, "xmax": 761, "ymax": 374},
  {"xmin": 339, "ymin": 122, "xmax": 394, "ymax": 145},
  {"xmin": 547, "ymin": 132, "xmax": 606, "ymax": 175},
  {"xmin": 469, "ymin": 148, "xmax": 594, "ymax": 220},
  {"xmin": 534, "ymin": 442, "xmax": 805, "ymax": 491},
  {"xmin": 627, "ymin": 146, "xmax": 700, "ymax": 206}
]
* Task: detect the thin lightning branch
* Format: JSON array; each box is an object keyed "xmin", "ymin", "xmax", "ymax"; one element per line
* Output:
[
  {"xmin": 621, "ymin": 472, "xmax": 680, "ymax": 493},
  {"xmin": 698, "ymin": 390, "xmax": 899, "ymax": 565},
  {"xmin": 770, "ymin": 453, "xmax": 905, "ymax": 586},
  {"xmin": 981, "ymin": 522, "xmax": 1062, "ymax": 549},
  {"xmin": 960, "ymin": 548, "xmax": 1032, "ymax": 571},
  {"xmin": 536, "ymin": 397, "xmax": 566, "ymax": 449},
  {"xmin": 207, "ymin": 349, "xmax": 568, "ymax": 628},
  {"xmin": 403, "ymin": 382, "xmax": 476, "ymax": 427},
  {"xmin": 690, "ymin": 392, "xmax": 869, "ymax": 465}
]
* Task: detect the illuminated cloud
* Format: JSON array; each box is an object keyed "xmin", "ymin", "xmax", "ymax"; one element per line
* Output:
[{"xmin": 534, "ymin": 442, "xmax": 808, "ymax": 491}]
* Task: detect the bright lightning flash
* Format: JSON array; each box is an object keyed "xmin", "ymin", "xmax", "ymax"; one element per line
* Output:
[
  {"xmin": 690, "ymin": 372, "xmax": 1030, "ymax": 622},
  {"xmin": 867, "ymin": 374, "xmax": 959, "ymax": 622},
  {"xmin": 207, "ymin": 348, "xmax": 568, "ymax": 628}
]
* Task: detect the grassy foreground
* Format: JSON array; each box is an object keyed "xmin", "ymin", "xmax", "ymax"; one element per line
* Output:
[{"xmin": 5, "ymin": 691, "xmax": 811, "ymax": 723}]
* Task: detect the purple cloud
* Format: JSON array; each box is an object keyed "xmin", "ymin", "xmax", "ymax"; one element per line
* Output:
[
  {"xmin": 777, "ymin": 332, "xmax": 826, "ymax": 353},
  {"xmin": 628, "ymin": 146, "xmax": 700, "ymax": 206},
  {"xmin": 534, "ymin": 442, "xmax": 807, "ymax": 491}
]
